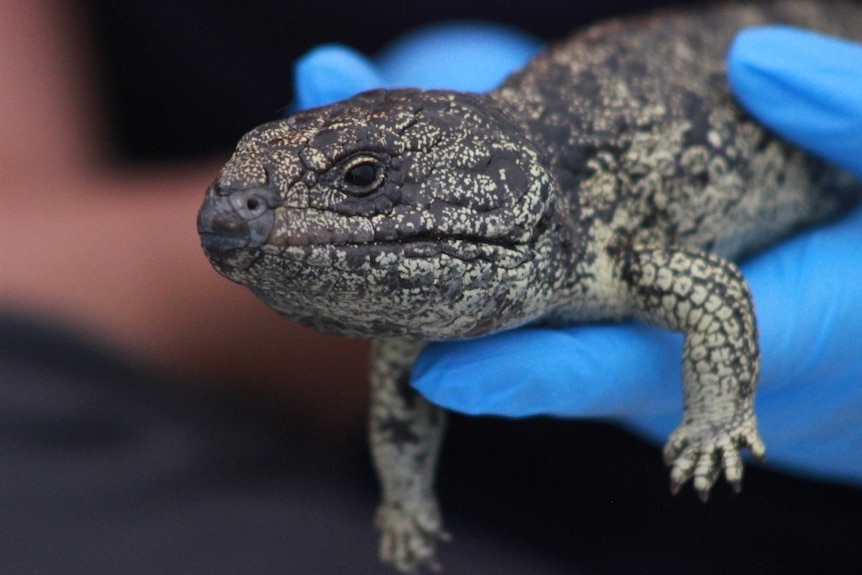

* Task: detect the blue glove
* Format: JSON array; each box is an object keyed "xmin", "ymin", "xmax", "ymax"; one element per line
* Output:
[
  {"xmin": 294, "ymin": 26, "xmax": 862, "ymax": 485},
  {"xmin": 727, "ymin": 26, "xmax": 862, "ymax": 179},
  {"xmin": 294, "ymin": 22, "xmax": 542, "ymax": 109}
]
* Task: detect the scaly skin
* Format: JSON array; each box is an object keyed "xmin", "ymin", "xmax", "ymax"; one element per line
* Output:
[{"xmin": 197, "ymin": 1, "xmax": 862, "ymax": 571}]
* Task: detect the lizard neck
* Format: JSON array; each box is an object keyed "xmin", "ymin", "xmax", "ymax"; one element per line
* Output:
[{"xmin": 487, "ymin": 89, "xmax": 632, "ymax": 324}]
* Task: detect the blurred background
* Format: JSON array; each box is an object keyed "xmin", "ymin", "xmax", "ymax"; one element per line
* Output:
[{"xmin": 2, "ymin": 1, "xmax": 861, "ymax": 573}]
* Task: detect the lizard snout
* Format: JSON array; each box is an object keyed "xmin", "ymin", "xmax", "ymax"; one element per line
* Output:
[{"xmin": 197, "ymin": 185, "xmax": 278, "ymax": 252}]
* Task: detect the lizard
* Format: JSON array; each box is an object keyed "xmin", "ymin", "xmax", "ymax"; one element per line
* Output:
[{"xmin": 197, "ymin": 1, "xmax": 862, "ymax": 571}]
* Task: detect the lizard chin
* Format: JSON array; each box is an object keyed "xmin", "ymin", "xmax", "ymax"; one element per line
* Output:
[{"xmin": 201, "ymin": 245, "xmax": 262, "ymax": 276}]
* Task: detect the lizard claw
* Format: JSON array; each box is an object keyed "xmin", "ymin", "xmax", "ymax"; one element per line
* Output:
[
  {"xmin": 376, "ymin": 500, "xmax": 448, "ymax": 573},
  {"xmin": 664, "ymin": 412, "xmax": 765, "ymax": 499}
]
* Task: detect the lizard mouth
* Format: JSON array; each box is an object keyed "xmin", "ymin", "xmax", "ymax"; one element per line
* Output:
[
  {"xmin": 266, "ymin": 206, "xmax": 538, "ymax": 252},
  {"xmin": 256, "ymin": 236, "xmax": 533, "ymax": 270},
  {"xmin": 205, "ymin": 237, "xmax": 530, "ymax": 281},
  {"xmin": 200, "ymin": 199, "xmax": 542, "ymax": 272},
  {"xmin": 363, "ymin": 234, "xmax": 519, "ymax": 249}
]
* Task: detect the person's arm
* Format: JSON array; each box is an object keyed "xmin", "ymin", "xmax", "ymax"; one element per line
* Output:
[{"xmin": 0, "ymin": 1, "xmax": 370, "ymax": 429}]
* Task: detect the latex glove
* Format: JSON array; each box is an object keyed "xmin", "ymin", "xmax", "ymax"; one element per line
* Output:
[
  {"xmin": 293, "ymin": 26, "xmax": 862, "ymax": 485},
  {"xmin": 293, "ymin": 22, "xmax": 541, "ymax": 109}
]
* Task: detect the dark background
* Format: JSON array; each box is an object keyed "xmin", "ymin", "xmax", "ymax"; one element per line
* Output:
[
  {"xmin": 4, "ymin": 1, "xmax": 861, "ymax": 573},
  {"xmin": 86, "ymin": 0, "xmax": 696, "ymax": 162}
]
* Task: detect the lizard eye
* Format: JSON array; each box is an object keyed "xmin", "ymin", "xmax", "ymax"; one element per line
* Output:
[{"xmin": 341, "ymin": 157, "xmax": 385, "ymax": 195}]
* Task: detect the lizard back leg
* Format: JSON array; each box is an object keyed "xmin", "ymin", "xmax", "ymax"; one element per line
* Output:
[{"xmin": 618, "ymin": 246, "xmax": 766, "ymax": 499}]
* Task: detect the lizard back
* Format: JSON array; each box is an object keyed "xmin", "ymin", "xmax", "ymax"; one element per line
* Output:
[{"xmin": 493, "ymin": 0, "xmax": 862, "ymax": 261}]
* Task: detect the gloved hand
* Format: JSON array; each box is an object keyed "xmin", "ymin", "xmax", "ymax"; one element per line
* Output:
[
  {"xmin": 293, "ymin": 22, "xmax": 541, "ymax": 109},
  {"xmin": 294, "ymin": 26, "xmax": 862, "ymax": 485}
]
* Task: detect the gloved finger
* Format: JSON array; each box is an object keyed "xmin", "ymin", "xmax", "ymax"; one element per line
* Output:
[
  {"xmin": 294, "ymin": 24, "xmax": 541, "ymax": 111},
  {"xmin": 376, "ymin": 22, "xmax": 541, "ymax": 92},
  {"xmin": 412, "ymin": 323, "xmax": 683, "ymax": 418},
  {"xmin": 294, "ymin": 45, "xmax": 383, "ymax": 110},
  {"xmin": 728, "ymin": 26, "xmax": 862, "ymax": 178},
  {"xmin": 748, "ymin": 205, "xmax": 862, "ymax": 395}
]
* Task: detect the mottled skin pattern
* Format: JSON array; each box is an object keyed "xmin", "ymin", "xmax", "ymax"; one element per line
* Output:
[{"xmin": 197, "ymin": 1, "xmax": 862, "ymax": 571}]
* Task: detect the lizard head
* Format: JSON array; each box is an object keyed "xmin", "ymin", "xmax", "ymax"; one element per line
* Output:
[{"xmin": 198, "ymin": 89, "xmax": 560, "ymax": 339}]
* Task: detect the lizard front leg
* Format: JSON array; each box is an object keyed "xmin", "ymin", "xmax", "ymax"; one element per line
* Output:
[
  {"xmin": 369, "ymin": 338, "xmax": 448, "ymax": 573},
  {"xmin": 619, "ymin": 246, "xmax": 766, "ymax": 499}
]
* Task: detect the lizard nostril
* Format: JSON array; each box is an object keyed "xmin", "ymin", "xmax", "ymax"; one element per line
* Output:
[{"xmin": 230, "ymin": 187, "xmax": 278, "ymax": 218}]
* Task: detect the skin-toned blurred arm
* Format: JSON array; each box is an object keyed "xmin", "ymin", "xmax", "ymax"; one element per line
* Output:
[
  {"xmin": 0, "ymin": 1, "xmax": 105, "ymax": 171},
  {"xmin": 0, "ymin": 1, "xmax": 370, "ymax": 430}
]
